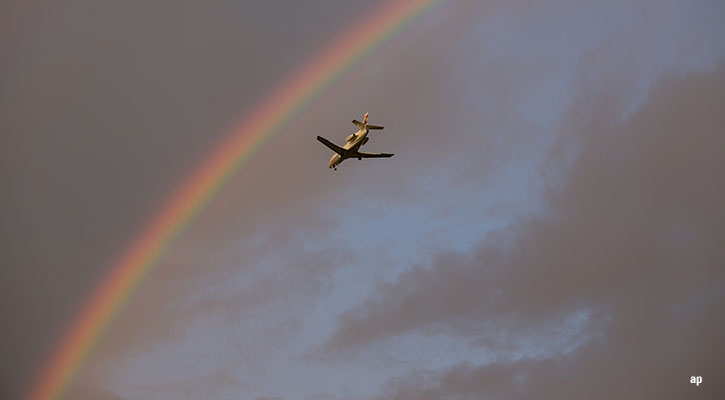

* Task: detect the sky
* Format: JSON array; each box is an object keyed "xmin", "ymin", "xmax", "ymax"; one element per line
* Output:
[{"xmin": 1, "ymin": 0, "xmax": 724, "ymax": 399}]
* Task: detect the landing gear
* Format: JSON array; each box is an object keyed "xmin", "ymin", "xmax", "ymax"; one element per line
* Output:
[{"xmin": 358, "ymin": 157, "xmax": 362, "ymax": 161}]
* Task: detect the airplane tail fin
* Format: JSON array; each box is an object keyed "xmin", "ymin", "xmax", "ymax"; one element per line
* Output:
[{"xmin": 366, "ymin": 124, "xmax": 384, "ymax": 130}]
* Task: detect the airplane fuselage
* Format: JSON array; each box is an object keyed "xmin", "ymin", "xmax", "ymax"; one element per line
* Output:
[{"xmin": 328, "ymin": 127, "xmax": 369, "ymax": 169}]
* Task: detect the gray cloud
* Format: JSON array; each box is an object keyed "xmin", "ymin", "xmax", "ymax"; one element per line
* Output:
[{"xmin": 325, "ymin": 64, "xmax": 725, "ymax": 398}]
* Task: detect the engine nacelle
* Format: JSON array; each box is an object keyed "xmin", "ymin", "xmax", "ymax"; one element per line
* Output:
[{"xmin": 346, "ymin": 133, "xmax": 357, "ymax": 142}]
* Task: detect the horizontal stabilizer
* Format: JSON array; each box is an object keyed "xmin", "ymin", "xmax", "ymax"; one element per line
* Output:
[
  {"xmin": 355, "ymin": 151, "xmax": 394, "ymax": 158},
  {"xmin": 352, "ymin": 119, "xmax": 384, "ymax": 130},
  {"xmin": 317, "ymin": 136, "xmax": 344, "ymax": 156}
]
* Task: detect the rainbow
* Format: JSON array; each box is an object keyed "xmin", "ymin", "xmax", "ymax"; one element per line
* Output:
[{"xmin": 26, "ymin": 0, "xmax": 442, "ymax": 399}]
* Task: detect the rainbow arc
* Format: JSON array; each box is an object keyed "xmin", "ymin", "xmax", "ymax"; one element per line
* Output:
[{"xmin": 26, "ymin": 1, "xmax": 442, "ymax": 399}]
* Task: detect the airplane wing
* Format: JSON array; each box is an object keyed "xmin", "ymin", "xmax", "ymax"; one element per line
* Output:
[
  {"xmin": 355, "ymin": 151, "xmax": 394, "ymax": 158},
  {"xmin": 317, "ymin": 135, "xmax": 344, "ymax": 156}
]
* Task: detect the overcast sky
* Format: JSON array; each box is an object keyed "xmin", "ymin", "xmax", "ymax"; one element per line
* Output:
[{"xmin": 2, "ymin": 0, "xmax": 724, "ymax": 399}]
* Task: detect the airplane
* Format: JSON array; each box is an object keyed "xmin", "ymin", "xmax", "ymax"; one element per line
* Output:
[{"xmin": 316, "ymin": 113, "xmax": 393, "ymax": 171}]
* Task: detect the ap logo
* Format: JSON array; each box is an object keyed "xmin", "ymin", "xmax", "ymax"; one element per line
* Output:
[{"xmin": 690, "ymin": 376, "xmax": 703, "ymax": 386}]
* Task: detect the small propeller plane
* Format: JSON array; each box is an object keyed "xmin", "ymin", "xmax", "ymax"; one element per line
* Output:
[{"xmin": 316, "ymin": 113, "xmax": 394, "ymax": 171}]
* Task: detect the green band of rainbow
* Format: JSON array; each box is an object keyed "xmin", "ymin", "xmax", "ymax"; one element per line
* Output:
[{"xmin": 26, "ymin": 1, "xmax": 441, "ymax": 399}]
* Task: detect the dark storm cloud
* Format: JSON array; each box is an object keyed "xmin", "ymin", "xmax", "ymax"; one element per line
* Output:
[{"xmin": 325, "ymin": 64, "xmax": 725, "ymax": 398}]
